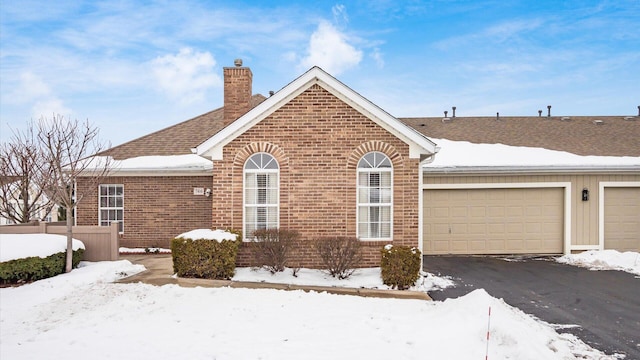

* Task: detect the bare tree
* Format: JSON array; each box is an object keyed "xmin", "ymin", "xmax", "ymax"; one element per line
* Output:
[
  {"xmin": 0, "ymin": 124, "xmax": 54, "ymax": 224},
  {"xmin": 38, "ymin": 115, "xmax": 111, "ymax": 272}
]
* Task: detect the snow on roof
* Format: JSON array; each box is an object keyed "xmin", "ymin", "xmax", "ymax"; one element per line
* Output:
[
  {"xmin": 81, "ymin": 154, "xmax": 213, "ymax": 174},
  {"xmin": 176, "ymin": 229, "xmax": 237, "ymax": 242},
  {"xmin": 0, "ymin": 234, "xmax": 85, "ymax": 262},
  {"xmin": 425, "ymin": 138, "xmax": 640, "ymax": 170}
]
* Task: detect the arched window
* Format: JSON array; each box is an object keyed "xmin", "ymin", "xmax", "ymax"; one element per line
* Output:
[
  {"xmin": 244, "ymin": 153, "xmax": 279, "ymax": 239},
  {"xmin": 357, "ymin": 152, "xmax": 392, "ymax": 240}
]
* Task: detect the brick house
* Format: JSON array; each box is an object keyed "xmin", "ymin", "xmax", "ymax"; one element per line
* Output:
[
  {"xmin": 77, "ymin": 61, "xmax": 640, "ymax": 266},
  {"xmin": 77, "ymin": 62, "xmax": 437, "ymax": 267}
]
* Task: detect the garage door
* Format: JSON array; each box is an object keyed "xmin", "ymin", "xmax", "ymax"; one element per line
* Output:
[
  {"xmin": 423, "ymin": 188, "xmax": 564, "ymax": 255},
  {"xmin": 604, "ymin": 187, "xmax": 640, "ymax": 252}
]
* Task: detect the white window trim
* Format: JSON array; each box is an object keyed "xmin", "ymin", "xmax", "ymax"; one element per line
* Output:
[
  {"xmin": 356, "ymin": 153, "xmax": 393, "ymax": 241},
  {"xmin": 243, "ymin": 153, "xmax": 280, "ymax": 241},
  {"xmin": 98, "ymin": 184, "xmax": 124, "ymax": 234}
]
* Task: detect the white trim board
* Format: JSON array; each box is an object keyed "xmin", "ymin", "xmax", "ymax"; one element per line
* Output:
[
  {"xmin": 598, "ymin": 181, "xmax": 640, "ymax": 251},
  {"xmin": 421, "ymin": 182, "xmax": 572, "ymax": 255}
]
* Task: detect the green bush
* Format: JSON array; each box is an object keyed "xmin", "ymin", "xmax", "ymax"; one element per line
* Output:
[
  {"xmin": 315, "ymin": 236, "xmax": 362, "ymax": 279},
  {"xmin": 380, "ymin": 245, "xmax": 421, "ymax": 290},
  {"xmin": 0, "ymin": 249, "xmax": 84, "ymax": 285},
  {"xmin": 171, "ymin": 234, "xmax": 240, "ymax": 280},
  {"xmin": 252, "ymin": 228, "xmax": 299, "ymax": 273}
]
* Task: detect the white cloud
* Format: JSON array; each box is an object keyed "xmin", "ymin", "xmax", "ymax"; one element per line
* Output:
[
  {"xmin": 150, "ymin": 48, "xmax": 221, "ymax": 105},
  {"xmin": 299, "ymin": 21, "xmax": 362, "ymax": 75},
  {"xmin": 7, "ymin": 72, "xmax": 72, "ymax": 119},
  {"xmin": 370, "ymin": 47, "xmax": 384, "ymax": 68},
  {"xmin": 31, "ymin": 99, "xmax": 72, "ymax": 120}
]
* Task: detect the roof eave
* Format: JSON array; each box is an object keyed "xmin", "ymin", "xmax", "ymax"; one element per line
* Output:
[{"xmin": 422, "ymin": 165, "xmax": 640, "ymax": 174}]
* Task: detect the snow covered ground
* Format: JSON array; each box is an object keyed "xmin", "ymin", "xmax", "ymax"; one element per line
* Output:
[
  {"xmin": 2, "ymin": 236, "xmax": 626, "ymax": 360},
  {"xmin": 1, "ymin": 260, "xmax": 618, "ymax": 360}
]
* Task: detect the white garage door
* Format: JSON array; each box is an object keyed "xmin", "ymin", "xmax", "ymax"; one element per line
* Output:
[
  {"xmin": 604, "ymin": 187, "xmax": 640, "ymax": 252},
  {"xmin": 423, "ymin": 188, "xmax": 564, "ymax": 255}
]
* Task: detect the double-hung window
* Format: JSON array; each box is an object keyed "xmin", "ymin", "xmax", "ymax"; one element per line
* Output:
[
  {"xmin": 357, "ymin": 152, "xmax": 392, "ymax": 240},
  {"xmin": 244, "ymin": 153, "xmax": 279, "ymax": 239},
  {"xmin": 99, "ymin": 184, "xmax": 124, "ymax": 233}
]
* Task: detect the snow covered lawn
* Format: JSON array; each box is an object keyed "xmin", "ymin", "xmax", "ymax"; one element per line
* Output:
[{"xmin": 1, "ymin": 261, "xmax": 617, "ymax": 359}]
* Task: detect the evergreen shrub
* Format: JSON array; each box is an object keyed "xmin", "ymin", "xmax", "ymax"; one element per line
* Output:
[
  {"xmin": 171, "ymin": 232, "xmax": 240, "ymax": 280},
  {"xmin": 380, "ymin": 244, "xmax": 421, "ymax": 290},
  {"xmin": 0, "ymin": 249, "xmax": 84, "ymax": 285}
]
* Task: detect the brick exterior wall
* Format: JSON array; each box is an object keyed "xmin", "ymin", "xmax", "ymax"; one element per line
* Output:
[
  {"xmin": 76, "ymin": 176, "xmax": 213, "ymax": 248},
  {"xmin": 211, "ymin": 84, "xmax": 421, "ymax": 267},
  {"xmin": 223, "ymin": 66, "xmax": 252, "ymax": 127}
]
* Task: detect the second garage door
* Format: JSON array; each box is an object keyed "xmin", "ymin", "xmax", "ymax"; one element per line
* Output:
[
  {"xmin": 603, "ymin": 187, "xmax": 640, "ymax": 252},
  {"xmin": 423, "ymin": 187, "xmax": 564, "ymax": 255}
]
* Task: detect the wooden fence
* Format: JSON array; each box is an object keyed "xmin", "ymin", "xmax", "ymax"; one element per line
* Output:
[{"xmin": 0, "ymin": 222, "xmax": 119, "ymax": 261}]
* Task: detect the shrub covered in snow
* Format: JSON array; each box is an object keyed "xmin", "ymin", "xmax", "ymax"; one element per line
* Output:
[
  {"xmin": 314, "ymin": 236, "xmax": 362, "ymax": 279},
  {"xmin": 380, "ymin": 245, "xmax": 421, "ymax": 290},
  {"xmin": 171, "ymin": 230, "xmax": 240, "ymax": 280},
  {"xmin": 252, "ymin": 228, "xmax": 299, "ymax": 273},
  {"xmin": 0, "ymin": 249, "xmax": 84, "ymax": 285}
]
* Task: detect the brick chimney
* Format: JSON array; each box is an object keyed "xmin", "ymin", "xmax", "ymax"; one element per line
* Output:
[{"xmin": 223, "ymin": 59, "xmax": 252, "ymax": 126}]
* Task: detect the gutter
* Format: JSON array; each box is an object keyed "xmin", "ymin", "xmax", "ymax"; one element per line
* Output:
[{"xmin": 422, "ymin": 165, "xmax": 640, "ymax": 175}]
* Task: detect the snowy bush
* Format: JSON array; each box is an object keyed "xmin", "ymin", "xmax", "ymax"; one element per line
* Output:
[
  {"xmin": 0, "ymin": 249, "xmax": 84, "ymax": 285},
  {"xmin": 171, "ymin": 235, "xmax": 239, "ymax": 280},
  {"xmin": 380, "ymin": 245, "xmax": 421, "ymax": 290},
  {"xmin": 314, "ymin": 236, "xmax": 362, "ymax": 279},
  {"xmin": 252, "ymin": 228, "xmax": 299, "ymax": 274}
]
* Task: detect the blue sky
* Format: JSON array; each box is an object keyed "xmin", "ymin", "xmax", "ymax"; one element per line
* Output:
[{"xmin": 1, "ymin": 0, "xmax": 639, "ymax": 147}]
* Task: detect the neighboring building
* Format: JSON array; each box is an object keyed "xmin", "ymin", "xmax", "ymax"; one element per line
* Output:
[
  {"xmin": 0, "ymin": 182, "xmax": 59, "ymax": 225},
  {"xmin": 76, "ymin": 61, "xmax": 640, "ymax": 266}
]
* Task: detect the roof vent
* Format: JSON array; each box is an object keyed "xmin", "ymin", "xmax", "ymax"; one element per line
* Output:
[
  {"xmin": 593, "ymin": 119, "xmax": 604, "ymax": 125},
  {"xmin": 234, "ymin": 58, "xmax": 243, "ymax": 67},
  {"xmin": 496, "ymin": 112, "xmax": 500, "ymax": 121},
  {"xmin": 624, "ymin": 116, "xmax": 635, "ymax": 121},
  {"xmin": 452, "ymin": 106, "xmax": 457, "ymax": 118},
  {"xmin": 538, "ymin": 110, "xmax": 542, "ymax": 117},
  {"xmin": 442, "ymin": 110, "xmax": 451, "ymax": 122},
  {"xmin": 269, "ymin": 90, "xmax": 275, "ymax": 97},
  {"xmin": 547, "ymin": 105, "xmax": 552, "ymax": 117},
  {"xmin": 561, "ymin": 116, "xmax": 571, "ymax": 121}
]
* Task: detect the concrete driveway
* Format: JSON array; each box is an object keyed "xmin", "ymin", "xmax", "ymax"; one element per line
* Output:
[{"xmin": 424, "ymin": 255, "xmax": 640, "ymax": 358}]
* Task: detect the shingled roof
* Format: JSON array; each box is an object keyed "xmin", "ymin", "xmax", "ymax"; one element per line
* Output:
[
  {"xmin": 400, "ymin": 115, "xmax": 640, "ymax": 157},
  {"xmin": 101, "ymin": 94, "xmax": 267, "ymax": 160}
]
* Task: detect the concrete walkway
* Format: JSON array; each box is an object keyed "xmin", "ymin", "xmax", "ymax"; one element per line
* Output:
[{"xmin": 118, "ymin": 254, "xmax": 431, "ymax": 301}]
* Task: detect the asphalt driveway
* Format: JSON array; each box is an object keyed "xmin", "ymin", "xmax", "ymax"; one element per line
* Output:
[{"xmin": 424, "ymin": 255, "xmax": 640, "ymax": 358}]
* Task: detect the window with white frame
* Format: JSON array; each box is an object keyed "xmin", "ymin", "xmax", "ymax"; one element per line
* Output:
[
  {"xmin": 244, "ymin": 153, "xmax": 279, "ymax": 239},
  {"xmin": 99, "ymin": 184, "xmax": 123, "ymax": 233},
  {"xmin": 357, "ymin": 152, "xmax": 392, "ymax": 240}
]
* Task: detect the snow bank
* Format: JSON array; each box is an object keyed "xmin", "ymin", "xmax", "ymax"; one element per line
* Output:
[
  {"xmin": 233, "ymin": 267, "xmax": 455, "ymax": 293},
  {"xmin": 557, "ymin": 249, "xmax": 640, "ymax": 275},
  {"xmin": 176, "ymin": 228, "xmax": 237, "ymax": 242},
  {"xmin": 0, "ymin": 234, "xmax": 85, "ymax": 262},
  {"xmin": 426, "ymin": 138, "xmax": 640, "ymax": 168}
]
